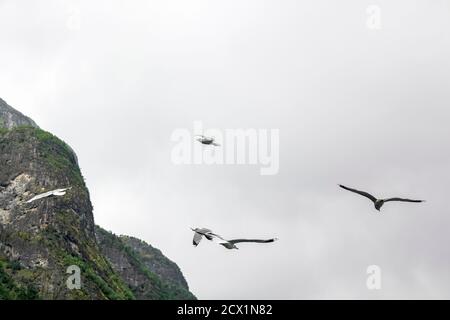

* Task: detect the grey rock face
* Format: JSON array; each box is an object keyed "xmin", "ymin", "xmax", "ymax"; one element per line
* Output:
[{"xmin": 0, "ymin": 98, "xmax": 38, "ymax": 129}]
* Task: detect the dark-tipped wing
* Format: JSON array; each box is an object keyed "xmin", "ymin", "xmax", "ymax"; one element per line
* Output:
[
  {"xmin": 228, "ymin": 238, "xmax": 278, "ymax": 245},
  {"xmin": 192, "ymin": 228, "xmax": 215, "ymax": 246},
  {"xmin": 384, "ymin": 198, "xmax": 424, "ymax": 203},
  {"xmin": 339, "ymin": 185, "xmax": 377, "ymax": 202},
  {"xmin": 193, "ymin": 232, "xmax": 203, "ymax": 246}
]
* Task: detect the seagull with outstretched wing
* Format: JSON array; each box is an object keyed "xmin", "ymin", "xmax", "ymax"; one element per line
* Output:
[
  {"xmin": 339, "ymin": 184, "xmax": 424, "ymax": 211},
  {"xmin": 191, "ymin": 228, "xmax": 278, "ymax": 250},
  {"xmin": 195, "ymin": 135, "xmax": 220, "ymax": 147},
  {"xmin": 26, "ymin": 187, "xmax": 71, "ymax": 204}
]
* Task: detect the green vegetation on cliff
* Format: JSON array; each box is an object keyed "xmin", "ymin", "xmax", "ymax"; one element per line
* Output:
[
  {"xmin": 0, "ymin": 258, "xmax": 39, "ymax": 300},
  {"xmin": 0, "ymin": 127, "xmax": 84, "ymax": 188}
]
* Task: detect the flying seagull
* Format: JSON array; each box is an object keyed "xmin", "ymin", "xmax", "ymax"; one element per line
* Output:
[
  {"xmin": 191, "ymin": 228, "xmax": 278, "ymax": 250},
  {"xmin": 26, "ymin": 187, "xmax": 71, "ymax": 204},
  {"xmin": 339, "ymin": 184, "xmax": 424, "ymax": 211},
  {"xmin": 195, "ymin": 135, "xmax": 220, "ymax": 147}
]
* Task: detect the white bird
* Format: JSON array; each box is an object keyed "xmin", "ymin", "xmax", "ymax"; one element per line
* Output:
[
  {"xmin": 195, "ymin": 135, "xmax": 220, "ymax": 147},
  {"xmin": 339, "ymin": 184, "xmax": 425, "ymax": 211},
  {"xmin": 26, "ymin": 187, "xmax": 71, "ymax": 204},
  {"xmin": 191, "ymin": 228, "xmax": 278, "ymax": 250}
]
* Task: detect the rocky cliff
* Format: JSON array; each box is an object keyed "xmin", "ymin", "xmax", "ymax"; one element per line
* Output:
[
  {"xmin": 96, "ymin": 227, "xmax": 194, "ymax": 300},
  {"xmin": 0, "ymin": 98, "xmax": 194, "ymax": 300}
]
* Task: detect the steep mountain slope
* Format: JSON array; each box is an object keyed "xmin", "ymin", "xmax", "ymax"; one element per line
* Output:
[
  {"xmin": 120, "ymin": 235, "xmax": 189, "ymax": 290},
  {"xmin": 96, "ymin": 227, "xmax": 195, "ymax": 300},
  {"xmin": 0, "ymin": 98, "xmax": 194, "ymax": 300}
]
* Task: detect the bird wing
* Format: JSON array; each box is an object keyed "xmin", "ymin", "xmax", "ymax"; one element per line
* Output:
[
  {"xmin": 384, "ymin": 198, "xmax": 424, "ymax": 203},
  {"xmin": 192, "ymin": 232, "xmax": 203, "ymax": 246},
  {"xmin": 199, "ymin": 229, "xmax": 216, "ymax": 241},
  {"xmin": 228, "ymin": 238, "xmax": 278, "ymax": 245},
  {"xmin": 26, "ymin": 191, "xmax": 54, "ymax": 203},
  {"xmin": 52, "ymin": 189, "xmax": 68, "ymax": 196},
  {"xmin": 339, "ymin": 185, "xmax": 377, "ymax": 202},
  {"xmin": 196, "ymin": 228, "xmax": 212, "ymax": 234},
  {"xmin": 26, "ymin": 187, "xmax": 71, "ymax": 203}
]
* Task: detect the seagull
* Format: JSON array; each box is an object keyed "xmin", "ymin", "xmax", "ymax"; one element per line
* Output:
[
  {"xmin": 191, "ymin": 228, "xmax": 278, "ymax": 250},
  {"xmin": 26, "ymin": 187, "xmax": 71, "ymax": 204},
  {"xmin": 339, "ymin": 184, "xmax": 424, "ymax": 211},
  {"xmin": 195, "ymin": 135, "xmax": 220, "ymax": 147}
]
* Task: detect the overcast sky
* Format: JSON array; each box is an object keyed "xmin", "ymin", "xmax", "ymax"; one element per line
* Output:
[{"xmin": 1, "ymin": 0, "xmax": 450, "ymax": 299}]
